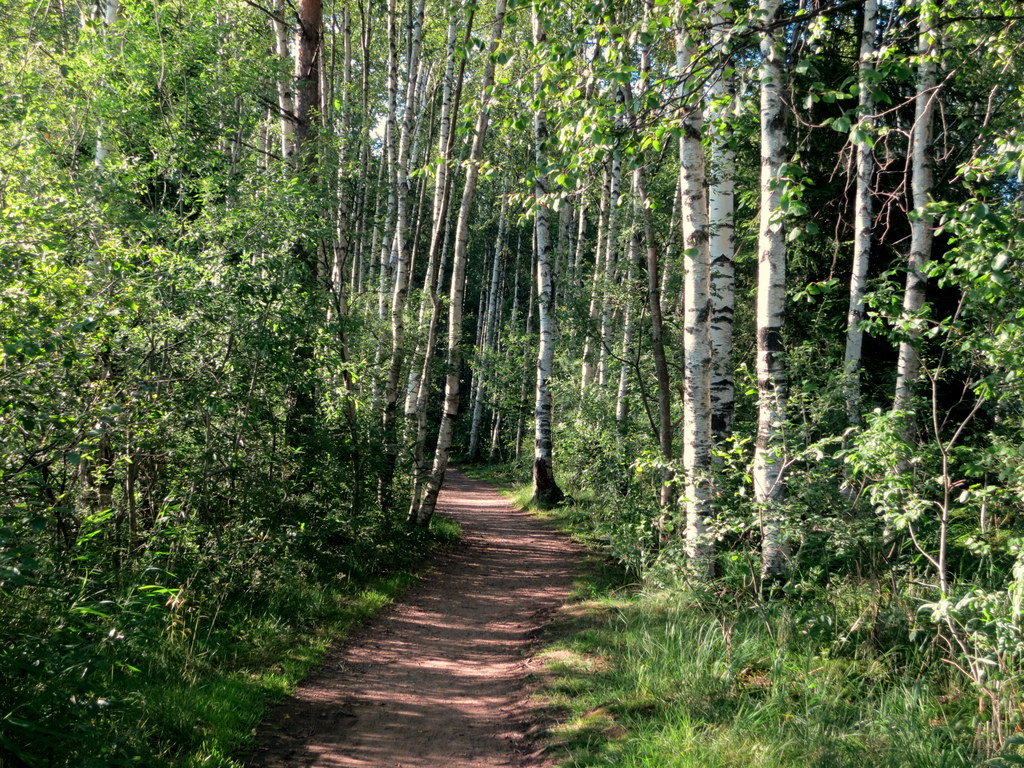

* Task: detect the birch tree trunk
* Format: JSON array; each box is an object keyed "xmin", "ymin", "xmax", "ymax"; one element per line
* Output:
[
  {"xmin": 93, "ymin": 0, "xmax": 120, "ymax": 167},
  {"xmin": 754, "ymin": 0, "xmax": 789, "ymax": 584},
  {"xmin": 571, "ymin": 201, "xmax": 587, "ymax": 284},
  {"xmin": 378, "ymin": 0, "xmax": 426, "ymax": 510},
  {"xmin": 530, "ymin": 4, "xmax": 564, "ymax": 508},
  {"xmin": 677, "ymin": 27, "xmax": 714, "ymax": 575},
  {"xmin": 407, "ymin": 181, "xmax": 463, "ymax": 519},
  {"xmin": 413, "ymin": 0, "xmax": 507, "ymax": 526},
  {"xmin": 893, "ymin": 0, "xmax": 937, "ymax": 415},
  {"xmin": 489, "ymin": 411, "xmax": 503, "ymax": 461},
  {"xmin": 843, "ymin": 0, "xmax": 877, "ymax": 426},
  {"xmin": 580, "ymin": 165, "xmax": 610, "ymax": 391},
  {"xmin": 353, "ymin": 3, "xmax": 374, "ymax": 293},
  {"xmin": 271, "ymin": 0, "xmax": 295, "ymax": 162},
  {"xmin": 367, "ymin": 142, "xmax": 387, "ymax": 294},
  {"xmin": 615, "ymin": 229, "xmax": 638, "ymax": 483},
  {"xmin": 630, "ymin": 12, "xmax": 675, "ymax": 513},
  {"xmin": 404, "ymin": 12, "xmax": 459, "ymax": 417},
  {"xmin": 708, "ymin": 0, "xmax": 736, "ymax": 443},
  {"xmin": 516, "ymin": 228, "xmax": 537, "ymax": 463},
  {"xmin": 406, "ymin": 5, "xmax": 473, "ymax": 520},
  {"xmin": 376, "ymin": 0, "xmax": 400, "ymax": 319},
  {"xmin": 597, "ymin": 104, "xmax": 624, "ymax": 388},
  {"xmin": 469, "ymin": 194, "xmax": 508, "ymax": 460},
  {"xmin": 553, "ymin": 199, "xmax": 573, "ymax": 306},
  {"xmin": 466, "ymin": 289, "xmax": 487, "ymax": 454}
]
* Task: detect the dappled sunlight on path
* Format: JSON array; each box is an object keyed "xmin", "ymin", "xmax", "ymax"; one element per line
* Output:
[{"xmin": 248, "ymin": 469, "xmax": 579, "ymax": 768}]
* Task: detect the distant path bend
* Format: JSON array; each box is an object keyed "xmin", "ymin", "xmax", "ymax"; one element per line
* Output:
[{"xmin": 249, "ymin": 468, "xmax": 579, "ymax": 768}]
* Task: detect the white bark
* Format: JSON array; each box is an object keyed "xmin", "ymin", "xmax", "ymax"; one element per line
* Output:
[
  {"xmin": 597, "ymin": 101, "xmax": 624, "ymax": 388},
  {"xmin": 571, "ymin": 201, "xmax": 587, "ymax": 283},
  {"xmin": 488, "ymin": 410, "xmax": 503, "ymax": 461},
  {"xmin": 553, "ymin": 200, "xmax": 572, "ymax": 306},
  {"xmin": 677, "ymin": 27, "xmax": 714, "ymax": 574},
  {"xmin": 367, "ymin": 144, "xmax": 387, "ymax": 295},
  {"xmin": 376, "ymin": 0, "xmax": 400, "ymax": 319},
  {"xmin": 415, "ymin": 0, "xmax": 507, "ymax": 525},
  {"xmin": 407, "ymin": 7, "xmax": 472, "ymax": 519},
  {"xmin": 615, "ymin": 230, "xmax": 637, "ymax": 470},
  {"xmin": 516, "ymin": 230, "xmax": 538, "ymax": 462},
  {"xmin": 341, "ymin": 6, "xmax": 351, "ymax": 120},
  {"xmin": 843, "ymin": 0, "xmax": 877, "ymax": 426},
  {"xmin": 893, "ymin": 0, "xmax": 937, "ymax": 414},
  {"xmin": 510, "ymin": 228, "xmax": 523, "ymax": 324},
  {"xmin": 754, "ymin": 0, "xmax": 789, "ymax": 583},
  {"xmin": 353, "ymin": 7, "xmax": 374, "ymax": 294},
  {"xmin": 378, "ymin": 0, "xmax": 426, "ymax": 508},
  {"xmin": 469, "ymin": 194, "xmax": 508, "ymax": 460},
  {"xmin": 708, "ymin": 0, "xmax": 736, "ymax": 442},
  {"xmin": 93, "ymin": 0, "xmax": 120, "ymax": 167},
  {"xmin": 272, "ymin": 0, "xmax": 295, "ymax": 153},
  {"xmin": 405, "ymin": 10, "xmax": 461, "ymax": 418},
  {"xmin": 531, "ymin": 5, "xmax": 563, "ymax": 507},
  {"xmin": 580, "ymin": 166, "xmax": 610, "ymax": 391}
]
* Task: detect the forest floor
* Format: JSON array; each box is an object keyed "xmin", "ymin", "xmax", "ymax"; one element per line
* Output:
[{"xmin": 246, "ymin": 468, "xmax": 581, "ymax": 768}]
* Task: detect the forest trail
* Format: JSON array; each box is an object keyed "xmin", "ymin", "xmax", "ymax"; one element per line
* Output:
[{"xmin": 248, "ymin": 469, "xmax": 580, "ymax": 768}]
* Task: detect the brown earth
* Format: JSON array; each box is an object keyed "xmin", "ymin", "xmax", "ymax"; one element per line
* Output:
[{"xmin": 247, "ymin": 468, "xmax": 580, "ymax": 768}]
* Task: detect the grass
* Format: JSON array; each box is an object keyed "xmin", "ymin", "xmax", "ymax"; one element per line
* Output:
[
  {"xmin": 1, "ymin": 514, "xmax": 461, "ymax": 768},
  {"xmin": 462, "ymin": 463, "xmax": 986, "ymax": 768},
  {"xmin": 148, "ymin": 514, "xmax": 462, "ymax": 767},
  {"xmin": 535, "ymin": 590, "xmax": 977, "ymax": 768},
  {"xmin": 140, "ymin": 571, "xmax": 422, "ymax": 768}
]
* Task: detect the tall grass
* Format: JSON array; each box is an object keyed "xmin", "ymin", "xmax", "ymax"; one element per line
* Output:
[
  {"xmin": 1, "ymin": 514, "xmax": 460, "ymax": 768},
  {"xmin": 462, "ymin": 465, "xmax": 1003, "ymax": 768},
  {"xmin": 537, "ymin": 589, "xmax": 976, "ymax": 768}
]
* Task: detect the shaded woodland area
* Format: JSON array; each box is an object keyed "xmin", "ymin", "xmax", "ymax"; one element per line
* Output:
[{"xmin": 1, "ymin": 0, "xmax": 1024, "ymax": 764}]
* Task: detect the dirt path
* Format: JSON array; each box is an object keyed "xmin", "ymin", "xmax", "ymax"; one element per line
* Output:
[{"xmin": 248, "ymin": 469, "xmax": 579, "ymax": 768}]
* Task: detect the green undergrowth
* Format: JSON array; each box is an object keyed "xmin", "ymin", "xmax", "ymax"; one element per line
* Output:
[
  {"xmin": 2, "ymin": 514, "xmax": 460, "ymax": 768},
  {"xmin": 462, "ymin": 463, "xmax": 1000, "ymax": 768}
]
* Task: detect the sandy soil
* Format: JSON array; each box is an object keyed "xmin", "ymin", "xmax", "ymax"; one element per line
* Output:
[{"xmin": 247, "ymin": 468, "xmax": 579, "ymax": 768}]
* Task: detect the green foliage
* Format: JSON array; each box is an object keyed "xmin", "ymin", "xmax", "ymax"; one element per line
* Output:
[
  {"xmin": 0, "ymin": 1, "xmax": 421, "ymax": 764},
  {"xmin": 530, "ymin": 513, "xmax": 987, "ymax": 768},
  {"xmin": 3, "ymin": 0, "xmax": 1024, "ymax": 761}
]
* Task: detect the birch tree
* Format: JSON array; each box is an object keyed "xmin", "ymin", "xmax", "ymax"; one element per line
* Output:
[
  {"xmin": 530, "ymin": 2, "xmax": 564, "ymax": 508},
  {"xmin": 631, "ymin": 9, "xmax": 674, "ymax": 511},
  {"xmin": 892, "ymin": 0, "xmax": 938, "ymax": 415},
  {"xmin": 677, "ymin": 21, "xmax": 714, "ymax": 574},
  {"xmin": 754, "ymin": 0, "xmax": 789, "ymax": 583},
  {"xmin": 92, "ymin": 0, "xmax": 120, "ymax": 167},
  {"xmin": 596, "ymin": 92, "xmax": 624, "ymax": 388},
  {"xmin": 842, "ymin": 0, "xmax": 877, "ymax": 425},
  {"xmin": 580, "ymin": 165, "xmax": 610, "ymax": 391},
  {"xmin": 407, "ymin": 2, "xmax": 473, "ymax": 519},
  {"xmin": 378, "ymin": 0, "xmax": 426, "ymax": 509},
  {"xmin": 375, "ymin": 0, "xmax": 400, "ymax": 318},
  {"xmin": 615, "ymin": 228, "xmax": 638, "ymax": 479},
  {"xmin": 708, "ymin": 0, "xmax": 736, "ymax": 442},
  {"xmin": 469, "ymin": 193, "xmax": 508, "ymax": 460},
  {"xmin": 413, "ymin": 0, "xmax": 508, "ymax": 526}
]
